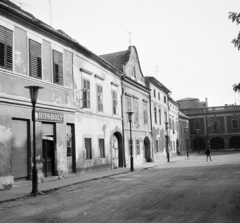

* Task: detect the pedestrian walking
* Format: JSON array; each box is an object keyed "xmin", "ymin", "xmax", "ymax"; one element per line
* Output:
[{"xmin": 205, "ymin": 146, "xmax": 212, "ymax": 162}]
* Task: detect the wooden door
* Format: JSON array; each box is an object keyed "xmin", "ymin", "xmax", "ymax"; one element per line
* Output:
[
  {"xmin": 42, "ymin": 139, "xmax": 54, "ymax": 177},
  {"xmin": 11, "ymin": 119, "xmax": 29, "ymax": 179},
  {"xmin": 66, "ymin": 124, "xmax": 73, "ymax": 173}
]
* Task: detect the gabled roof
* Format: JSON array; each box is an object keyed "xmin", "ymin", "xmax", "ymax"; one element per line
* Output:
[{"xmin": 100, "ymin": 50, "xmax": 130, "ymax": 71}]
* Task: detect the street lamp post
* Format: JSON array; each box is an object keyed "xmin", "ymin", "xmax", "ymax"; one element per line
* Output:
[
  {"xmin": 196, "ymin": 129, "xmax": 200, "ymax": 154},
  {"xmin": 126, "ymin": 111, "xmax": 134, "ymax": 171},
  {"xmin": 25, "ymin": 86, "xmax": 43, "ymax": 196},
  {"xmin": 165, "ymin": 122, "xmax": 170, "ymax": 162},
  {"xmin": 184, "ymin": 124, "xmax": 189, "ymax": 158}
]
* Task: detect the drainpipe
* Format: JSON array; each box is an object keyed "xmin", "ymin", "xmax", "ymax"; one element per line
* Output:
[
  {"xmin": 121, "ymin": 75, "xmax": 126, "ymax": 167},
  {"xmin": 149, "ymin": 91, "xmax": 153, "ymax": 161}
]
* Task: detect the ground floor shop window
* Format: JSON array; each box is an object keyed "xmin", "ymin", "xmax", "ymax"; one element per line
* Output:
[
  {"xmin": 99, "ymin": 138, "xmax": 105, "ymax": 158},
  {"xmin": 85, "ymin": 138, "xmax": 92, "ymax": 159}
]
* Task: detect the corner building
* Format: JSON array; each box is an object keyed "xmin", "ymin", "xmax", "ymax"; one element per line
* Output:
[{"xmin": 0, "ymin": 0, "xmax": 123, "ymax": 189}]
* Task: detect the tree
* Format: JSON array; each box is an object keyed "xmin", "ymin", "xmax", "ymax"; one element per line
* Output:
[
  {"xmin": 229, "ymin": 12, "xmax": 240, "ymax": 49},
  {"xmin": 233, "ymin": 83, "xmax": 240, "ymax": 92},
  {"xmin": 229, "ymin": 12, "xmax": 240, "ymax": 92}
]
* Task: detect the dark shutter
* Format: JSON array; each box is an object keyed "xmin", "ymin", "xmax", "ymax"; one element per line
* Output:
[
  {"xmin": 29, "ymin": 39, "xmax": 42, "ymax": 78},
  {"xmin": 53, "ymin": 50, "xmax": 63, "ymax": 85},
  {"xmin": 0, "ymin": 25, "xmax": 13, "ymax": 70}
]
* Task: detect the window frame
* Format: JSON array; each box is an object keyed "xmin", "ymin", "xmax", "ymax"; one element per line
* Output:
[
  {"xmin": 84, "ymin": 138, "xmax": 92, "ymax": 160},
  {"xmin": 232, "ymin": 118, "xmax": 239, "ymax": 129},
  {"xmin": 29, "ymin": 39, "xmax": 42, "ymax": 79},
  {"xmin": 159, "ymin": 109, "xmax": 161, "ymax": 125},
  {"xmin": 52, "ymin": 49, "xmax": 63, "ymax": 85},
  {"xmin": 112, "ymin": 90, "xmax": 117, "ymax": 115},
  {"xmin": 96, "ymin": 84, "xmax": 103, "ymax": 112},
  {"xmin": 83, "ymin": 78, "xmax": 91, "ymax": 109},
  {"xmin": 194, "ymin": 120, "xmax": 200, "ymax": 130},
  {"xmin": 133, "ymin": 98, "xmax": 139, "ymax": 124},
  {"xmin": 212, "ymin": 119, "xmax": 220, "ymax": 130},
  {"xmin": 99, "ymin": 138, "xmax": 105, "ymax": 158},
  {"xmin": 126, "ymin": 96, "xmax": 132, "ymax": 112},
  {"xmin": 154, "ymin": 106, "xmax": 157, "ymax": 124},
  {"xmin": 143, "ymin": 102, "xmax": 148, "ymax": 124},
  {"xmin": 0, "ymin": 25, "xmax": 13, "ymax": 71}
]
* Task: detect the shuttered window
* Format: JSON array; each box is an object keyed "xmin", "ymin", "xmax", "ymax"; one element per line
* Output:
[
  {"xmin": 0, "ymin": 25, "xmax": 13, "ymax": 70},
  {"xmin": 99, "ymin": 139, "xmax": 105, "ymax": 158},
  {"xmin": 53, "ymin": 50, "xmax": 63, "ymax": 85},
  {"xmin": 97, "ymin": 85, "xmax": 103, "ymax": 112},
  {"xmin": 83, "ymin": 79, "xmax": 90, "ymax": 108},
  {"xmin": 29, "ymin": 39, "xmax": 42, "ymax": 78},
  {"xmin": 112, "ymin": 90, "xmax": 117, "ymax": 115}
]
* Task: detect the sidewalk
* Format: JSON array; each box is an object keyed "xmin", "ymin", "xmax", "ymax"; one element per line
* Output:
[{"xmin": 0, "ymin": 153, "xmax": 196, "ymax": 204}]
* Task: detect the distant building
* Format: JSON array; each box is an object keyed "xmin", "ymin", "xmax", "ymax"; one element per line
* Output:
[
  {"xmin": 177, "ymin": 98, "xmax": 240, "ymax": 151},
  {"xmin": 178, "ymin": 111, "xmax": 190, "ymax": 154},
  {"xmin": 145, "ymin": 76, "xmax": 171, "ymax": 161},
  {"xmin": 168, "ymin": 97, "xmax": 179, "ymax": 156}
]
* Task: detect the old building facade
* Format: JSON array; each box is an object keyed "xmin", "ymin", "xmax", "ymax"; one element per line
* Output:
[
  {"xmin": 145, "ymin": 76, "xmax": 171, "ymax": 161},
  {"xmin": 178, "ymin": 98, "xmax": 240, "ymax": 151},
  {"xmin": 101, "ymin": 46, "xmax": 152, "ymax": 165},
  {"xmin": 0, "ymin": 0, "xmax": 123, "ymax": 189},
  {"xmin": 168, "ymin": 97, "xmax": 179, "ymax": 156}
]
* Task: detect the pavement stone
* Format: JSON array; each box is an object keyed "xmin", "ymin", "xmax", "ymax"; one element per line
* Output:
[{"xmin": 0, "ymin": 153, "xmax": 198, "ymax": 204}]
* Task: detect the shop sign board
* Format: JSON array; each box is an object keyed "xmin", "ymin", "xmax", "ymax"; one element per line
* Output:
[{"xmin": 36, "ymin": 111, "xmax": 64, "ymax": 123}]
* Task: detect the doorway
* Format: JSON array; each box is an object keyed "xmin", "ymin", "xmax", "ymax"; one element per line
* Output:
[
  {"xmin": 42, "ymin": 138, "xmax": 54, "ymax": 177},
  {"xmin": 66, "ymin": 124, "xmax": 76, "ymax": 173},
  {"xmin": 144, "ymin": 137, "xmax": 151, "ymax": 162}
]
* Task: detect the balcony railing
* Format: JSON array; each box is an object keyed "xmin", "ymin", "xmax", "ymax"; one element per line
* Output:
[{"xmin": 182, "ymin": 105, "xmax": 240, "ymax": 114}]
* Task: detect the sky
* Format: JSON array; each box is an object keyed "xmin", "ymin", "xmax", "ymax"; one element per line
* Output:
[{"xmin": 10, "ymin": 0, "xmax": 240, "ymax": 106}]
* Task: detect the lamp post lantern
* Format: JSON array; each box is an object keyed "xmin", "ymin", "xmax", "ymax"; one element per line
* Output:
[
  {"xmin": 165, "ymin": 122, "xmax": 170, "ymax": 162},
  {"xmin": 126, "ymin": 111, "xmax": 134, "ymax": 171},
  {"xmin": 196, "ymin": 128, "xmax": 200, "ymax": 154},
  {"xmin": 184, "ymin": 124, "xmax": 189, "ymax": 158},
  {"xmin": 25, "ymin": 86, "xmax": 43, "ymax": 196}
]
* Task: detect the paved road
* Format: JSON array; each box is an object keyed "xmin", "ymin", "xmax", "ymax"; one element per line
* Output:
[{"xmin": 0, "ymin": 152, "xmax": 239, "ymax": 223}]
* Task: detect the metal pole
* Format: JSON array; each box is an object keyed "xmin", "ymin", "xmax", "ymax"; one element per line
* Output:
[
  {"xmin": 129, "ymin": 119, "xmax": 134, "ymax": 171},
  {"xmin": 198, "ymin": 133, "xmax": 200, "ymax": 154},
  {"xmin": 32, "ymin": 102, "xmax": 38, "ymax": 196},
  {"xmin": 186, "ymin": 138, "xmax": 189, "ymax": 158},
  {"xmin": 166, "ymin": 134, "xmax": 170, "ymax": 162}
]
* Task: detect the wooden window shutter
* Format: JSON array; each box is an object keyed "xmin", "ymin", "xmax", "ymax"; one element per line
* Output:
[
  {"xmin": 29, "ymin": 39, "xmax": 42, "ymax": 78},
  {"xmin": 53, "ymin": 50, "xmax": 63, "ymax": 85},
  {"xmin": 0, "ymin": 25, "xmax": 13, "ymax": 70}
]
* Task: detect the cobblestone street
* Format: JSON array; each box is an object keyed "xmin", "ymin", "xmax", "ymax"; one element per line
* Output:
[{"xmin": 0, "ymin": 151, "xmax": 240, "ymax": 223}]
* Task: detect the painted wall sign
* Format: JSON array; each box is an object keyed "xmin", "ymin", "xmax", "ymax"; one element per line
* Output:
[{"xmin": 36, "ymin": 111, "xmax": 64, "ymax": 123}]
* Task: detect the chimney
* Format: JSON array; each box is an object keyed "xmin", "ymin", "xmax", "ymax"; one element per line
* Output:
[{"xmin": 205, "ymin": 98, "xmax": 208, "ymax": 107}]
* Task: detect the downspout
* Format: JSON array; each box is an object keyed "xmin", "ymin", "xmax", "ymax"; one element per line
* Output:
[
  {"xmin": 149, "ymin": 92, "xmax": 153, "ymax": 161},
  {"xmin": 121, "ymin": 75, "xmax": 126, "ymax": 167}
]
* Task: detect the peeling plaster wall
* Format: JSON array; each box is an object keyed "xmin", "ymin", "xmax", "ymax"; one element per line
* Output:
[{"xmin": 0, "ymin": 126, "xmax": 12, "ymax": 176}]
